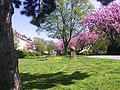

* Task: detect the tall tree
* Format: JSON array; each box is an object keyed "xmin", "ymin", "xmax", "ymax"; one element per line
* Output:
[
  {"xmin": 82, "ymin": 2, "xmax": 120, "ymax": 54},
  {"xmin": 33, "ymin": 37, "xmax": 46, "ymax": 54},
  {"xmin": 55, "ymin": 31, "xmax": 99, "ymax": 54},
  {"xmin": 55, "ymin": 42, "xmax": 64, "ymax": 54},
  {"xmin": 38, "ymin": 0, "xmax": 93, "ymax": 54},
  {"xmin": 46, "ymin": 40, "xmax": 56, "ymax": 55},
  {"xmin": 0, "ymin": 1, "xmax": 22, "ymax": 89},
  {"xmin": 0, "ymin": 0, "xmax": 56, "ymax": 89},
  {"xmin": 70, "ymin": 31, "xmax": 99, "ymax": 49},
  {"xmin": 20, "ymin": 0, "xmax": 56, "ymax": 26}
]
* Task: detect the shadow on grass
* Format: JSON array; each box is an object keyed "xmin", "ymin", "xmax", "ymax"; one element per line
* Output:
[{"xmin": 20, "ymin": 71, "xmax": 90, "ymax": 89}]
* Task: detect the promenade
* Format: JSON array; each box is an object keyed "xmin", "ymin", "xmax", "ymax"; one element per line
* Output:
[{"xmin": 86, "ymin": 55, "xmax": 120, "ymax": 60}]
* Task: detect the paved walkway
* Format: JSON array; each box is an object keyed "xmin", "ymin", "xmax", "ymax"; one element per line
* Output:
[{"xmin": 85, "ymin": 55, "xmax": 120, "ymax": 60}]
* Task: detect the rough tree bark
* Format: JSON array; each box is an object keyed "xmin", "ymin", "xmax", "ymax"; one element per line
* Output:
[
  {"xmin": 0, "ymin": 0, "xmax": 21, "ymax": 89},
  {"xmin": 63, "ymin": 42, "xmax": 68, "ymax": 55}
]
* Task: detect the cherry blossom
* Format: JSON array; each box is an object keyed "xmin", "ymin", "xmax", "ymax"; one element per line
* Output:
[{"xmin": 83, "ymin": 2, "xmax": 120, "ymax": 42}]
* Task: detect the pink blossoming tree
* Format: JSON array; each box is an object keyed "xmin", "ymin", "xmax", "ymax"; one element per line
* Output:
[
  {"xmin": 82, "ymin": 2, "xmax": 120, "ymax": 54},
  {"xmin": 69, "ymin": 32, "xmax": 99, "ymax": 49},
  {"xmin": 75, "ymin": 32, "xmax": 99, "ymax": 49},
  {"xmin": 26, "ymin": 42, "xmax": 36, "ymax": 53},
  {"xmin": 55, "ymin": 42, "xmax": 64, "ymax": 54},
  {"xmin": 56, "ymin": 32, "xmax": 99, "ymax": 54}
]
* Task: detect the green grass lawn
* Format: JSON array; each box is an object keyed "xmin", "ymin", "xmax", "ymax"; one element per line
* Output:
[{"xmin": 19, "ymin": 56, "xmax": 120, "ymax": 90}]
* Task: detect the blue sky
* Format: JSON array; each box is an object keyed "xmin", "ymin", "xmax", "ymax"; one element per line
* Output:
[
  {"xmin": 12, "ymin": 7, "xmax": 59, "ymax": 42},
  {"xmin": 12, "ymin": 0, "xmax": 118, "ymax": 42}
]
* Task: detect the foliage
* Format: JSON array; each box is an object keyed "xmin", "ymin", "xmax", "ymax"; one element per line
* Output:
[
  {"xmin": 107, "ymin": 43, "xmax": 120, "ymax": 55},
  {"xmin": 16, "ymin": 49, "xmax": 42, "ymax": 58},
  {"xmin": 16, "ymin": 50, "xmax": 25, "ymax": 58},
  {"xmin": 33, "ymin": 37, "xmax": 46, "ymax": 55},
  {"xmin": 46, "ymin": 40, "xmax": 56, "ymax": 55},
  {"xmin": 38, "ymin": 0, "xmax": 93, "ymax": 54},
  {"xmin": 55, "ymin": 42, "xmax": 64, "ymax": 51},
  {"xmin": 91, "ymin": 38, "xmax": 108, "ymax": 54},
  {"xmin": 56, "ymin": 31, "xmax": 99, "ymax": 55},
  {"xmin": 57, "ymin": 31, "xmax": 100, "ymax": 55},
  {"xmin": 68, "ymin": 36, "xmax": 78, "ymax": 48},
  {"xmin": 22, "ymin": 49, "xmax": 30, "ymax": 56},
  {"xmin": 83, "ymin": 2, "xmax": 120, "ymax": 54},
  {"xmin": 83, "ymin": 2, "xmax": 120, "ymax": 44},
  {"xmin": 26, "ymin": 42, "xmax": 36, "ymax": 52},
  {"xmin": 97, "ymin": 0, "xmax": 115, "ymax": 5},
  {"xmin": 34, "ymin": 51, "xmax": 41, "ymax": 56},
  {"xmin": 16, "ymin": 49, "xmax": 30, "ymax": 58},
  {"xmin": 19, "ymin": 56, "xmax": 120, "ymax": 90},
  {"xmin": 70, "ymin": 31, "xmax": 99, "ymax": 49},
  {"xmin": 12, "ymin": 0, "xmax": 56, "ymax": 26},
  {"xmin": 24, "ymin": 52, "xmax": 41, "ymax": 59}
]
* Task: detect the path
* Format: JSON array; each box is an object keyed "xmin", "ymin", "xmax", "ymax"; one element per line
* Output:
[{"xmin": 85, "ymin": 55, "xmax": 120, "ymax": 60}]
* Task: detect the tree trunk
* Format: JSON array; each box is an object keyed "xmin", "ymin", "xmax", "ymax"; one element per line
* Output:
[
  {"xmin": 0, "ymin": 0, "xmax": 21, "ymax": 90},
  {"xmin": 64, "ymin": 42, "xmax": 68, "ymax": 55}
]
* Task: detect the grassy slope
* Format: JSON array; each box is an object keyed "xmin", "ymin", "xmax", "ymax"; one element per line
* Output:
[{"xmin": 19, "ymin": 56, "xmax": 120, "ymax": 90}]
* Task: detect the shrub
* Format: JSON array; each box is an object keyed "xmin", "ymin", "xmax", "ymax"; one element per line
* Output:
[
  {"xmin": 22, "ymin": 49, "xmax": 30, "ymax": 56},
  {"xmin": 92, "ymin": 39, "xmax": 108, "ymax": 55},
  {"xmin": 34, "ymin": 51, "xmax": 41, "ymax": 56},
  {"xmin": 16, "ymin": 50, "xmax": 25, "ymax": 58},
  {"xmin": 29, "ymin": 52, "xmax": 35, "ymax": 56}
]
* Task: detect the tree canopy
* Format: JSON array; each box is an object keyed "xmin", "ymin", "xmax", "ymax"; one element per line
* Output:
[
  {"xmin": 83, "ymin": 2, "xmax": 120, "ymax": 43},
  {"xmin": 82, "ymin": 1, "xmax": 120, "ymax": 54},
  {"xmin": 37, "ymin": 0, "xmax": 93, "ymax": 54},
  {"xmin": 55, "ymin": 31, "xmax": 99, "ymax": 54},
  {"xmin": 70, "ymin": 32, "xmax": 99, "ymax": 49},
  {"xmin": 33, "ymin": 37, "xmax": 46, "ymax": 54},
  {"xmin": 12, "ymin": 0, "xmax": 56, "ymax": 26},
  {"xmin": 97, "ymin": 0, "xmax": 115, "ymax": 5}
]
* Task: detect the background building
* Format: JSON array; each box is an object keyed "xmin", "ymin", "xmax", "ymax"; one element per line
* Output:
[{"xmin": 13, "ymin": 30, "xmax": 36, "ymax": 53}]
